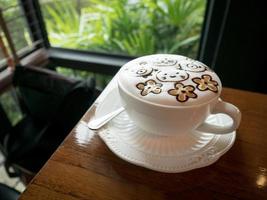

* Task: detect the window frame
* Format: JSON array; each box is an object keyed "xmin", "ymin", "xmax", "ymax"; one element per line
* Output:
[{"xmin": 198, "ymin": 0, "xmax": 231, "ymax": 68}]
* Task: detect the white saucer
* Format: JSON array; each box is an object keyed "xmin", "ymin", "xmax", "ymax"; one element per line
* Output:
[{"xmin": 94, "ymin": 87, "xmax": 236, "ymax": 173}]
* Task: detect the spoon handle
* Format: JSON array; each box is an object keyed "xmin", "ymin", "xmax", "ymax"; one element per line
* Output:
[{"xmin": 88, "ymin": 107, "xmax": 125, "ymax": 130}]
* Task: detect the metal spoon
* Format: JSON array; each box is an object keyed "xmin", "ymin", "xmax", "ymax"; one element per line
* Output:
[{"xmin": 88, "ymin": 107, "xmax": 125, "ymax": 130}]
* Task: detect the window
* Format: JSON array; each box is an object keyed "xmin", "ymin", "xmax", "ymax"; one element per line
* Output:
[
  {"xmin": 40, "ymin": 0, "xmax": 206, "ymax": 58},
  {"xmin": 0, "ymin": 0, "xmax": 45, "ymax": 69},
  {"xmin": 1, "ymin": 0, "xmax": 47, "ymax": 125},
  {"xmin": 0, "ymin": 88, "xmax": 23, "ymax": 125}
]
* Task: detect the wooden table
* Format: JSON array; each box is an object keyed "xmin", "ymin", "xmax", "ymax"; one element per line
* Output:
[{"xmin": 20, "ymin": 77, "xmax": 267, "ymax": 200}]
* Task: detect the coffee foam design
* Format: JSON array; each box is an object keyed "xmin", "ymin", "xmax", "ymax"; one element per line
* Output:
[
  {"xmin": 119, "ymin": 54, "xmax": 221, "ymax": 106},
  {"xmin": 179, "ymin": 60, "xmax": 207, "ymax": 72},
  {"xmin": 156, "ymin": 68, "xmax": 189, "ymax": 82},
  {"xmin": 153, "ymin": 57, "xmax": 178, "ymax": 66},
  {"xmin": 125, "ymin": 61, "xmax": 153, "ymax": 77}
]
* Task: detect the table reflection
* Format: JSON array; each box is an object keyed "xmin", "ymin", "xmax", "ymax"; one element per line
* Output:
[
  {"xmin": 74, "ymin": 121, "xmax": 96, "ymax": 146},
  {"xmin": 256, "ymin": 167, "xmax": 267, "ymax": 189}
]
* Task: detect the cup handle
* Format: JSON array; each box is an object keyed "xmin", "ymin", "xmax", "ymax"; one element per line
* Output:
[{"xmin": 196, "ymin": 99, "xmax": 241, "ymax": 134}]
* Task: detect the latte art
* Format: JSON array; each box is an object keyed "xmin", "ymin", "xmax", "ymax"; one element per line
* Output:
[
  {"xmin": 118, "ymin": 54, "xmax": 221, "ymax": 106},
  {"xmin": 156, "ymin": 69, "xmax": 189, "ymax": 82},
  {"xmin": 127, "ymin": 64, "xmax": 153, "ymax": 77},
  {"xmin": 153, "ymin": 57, "xmax": 178, "ymax": 66},
  {"xmin": 179, "ymin": 60, "xmax": 207, "ymax": 72},
  {"xmin": 136, "ymin": 68, "xmax": 152, "ymax": 76}
]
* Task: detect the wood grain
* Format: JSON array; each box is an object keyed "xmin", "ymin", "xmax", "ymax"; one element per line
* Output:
[{"xmin": 19, "ymin": 88, "xmax": 267, "ymax": 200}]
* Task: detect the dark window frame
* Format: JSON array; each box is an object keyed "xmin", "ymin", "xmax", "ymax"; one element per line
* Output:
[{"xmin": 198, "ymin": 0, "xmax": 231, "ymax": 68}]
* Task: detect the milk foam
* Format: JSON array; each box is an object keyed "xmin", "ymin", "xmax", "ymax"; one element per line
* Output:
[{"xmin": 118, "ymin": 54, "xmax": 222, "ymax": 106}]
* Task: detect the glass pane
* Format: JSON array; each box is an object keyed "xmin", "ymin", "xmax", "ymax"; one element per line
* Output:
[
  {"xmin": 0, "ymin": 0, "xmax": 34, "ymax": 57},
  {"xmin": 56, "ymin": 67, "xmax": 112, "ymax": 88},
  {"xmin": 3, "ymin": 5, "xmax": 34, "ymax": 53},
  {"xmin": 7, "ymin": 17, "xmax": 33, "ymax": 52},
  {"xmin": 0, "ymin": 88, "xmax": 23, "ymax": 126},
  {"xmin": 0, "ymin": 56, "xmax": 7, "ymax": 69},
  {"xmin": 0, "ymin": 0, "xmax": 17, "ymax": 9},
  {"xmin": 40, "ymin": 0, "xmax": 206, "ymax": 58},
  {"xmin": 0, "ymin": 48, "xmax": 4, "ymax": 60}
]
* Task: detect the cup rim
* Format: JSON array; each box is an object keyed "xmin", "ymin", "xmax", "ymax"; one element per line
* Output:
[{"xmin": 117, "ymin": 79, "xmax": 220, "ymax": 109}]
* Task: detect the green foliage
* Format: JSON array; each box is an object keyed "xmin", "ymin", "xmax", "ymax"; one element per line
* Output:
[
  {"xmin": 0, "ymin": 89, "xmax": 23, "ymax": 126},
  {"xmin": 0, "ymin": 0, "xmax": 17, "ymax": 8},
  {"xmin": 41, "ymin": 0, "xmax": 206, "ymax": 58},
  {"xmin": 41, "ymin": 1, "xmax": 80, "ymax": 48},
  {"xmin": 0, "ymin": 0, "xmax": 33, "ymax": 52},
  {"xmin": 56, "ymin": 67, "xmax": 112, "ymax": 88}
]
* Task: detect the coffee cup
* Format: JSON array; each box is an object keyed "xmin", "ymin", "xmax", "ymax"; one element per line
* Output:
[{"xmin": 117, "ymin": 54, "xmax": 241, "ymax": 136}]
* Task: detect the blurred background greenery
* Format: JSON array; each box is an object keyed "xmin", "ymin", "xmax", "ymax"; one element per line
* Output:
[{"xmin": 41, "ymin": 0, "xmax": 206, "ymax": 58}]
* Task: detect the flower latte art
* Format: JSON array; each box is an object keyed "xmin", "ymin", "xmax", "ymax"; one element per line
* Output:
[{"xmin": 118, "ymin": 54, "xmax": 222, "ymax": 106}]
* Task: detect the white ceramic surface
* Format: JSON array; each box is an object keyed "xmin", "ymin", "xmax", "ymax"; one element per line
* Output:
[
  {"xmin": 117, "ymin": 54, "xmax": 241, "ymax": 136},
  {"xmin": 92, "ymin": 87, "xmax": 236, "ymax": 173}
]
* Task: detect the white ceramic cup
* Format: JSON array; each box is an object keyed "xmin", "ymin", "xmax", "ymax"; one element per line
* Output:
[{"xmin": 117, "ymin": 54, "xmax": 241, "ymax": 136}]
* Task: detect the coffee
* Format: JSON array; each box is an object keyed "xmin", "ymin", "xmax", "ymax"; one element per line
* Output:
[
  {"xmin": 118, "ymin": 54, "xmax": 221, "ymax": 107},
  {"xmin": 117, "ymin": 54, "xmax": 241, "ymax": 136}
]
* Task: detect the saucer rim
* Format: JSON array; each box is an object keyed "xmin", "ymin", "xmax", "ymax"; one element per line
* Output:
[
  {"xmin": 94, "ymin": 86, "xmax": 236, "ymax": 173},
  {"xmin": 98, "ymin": 127, "xmax": 235, "ymax": 173}
]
